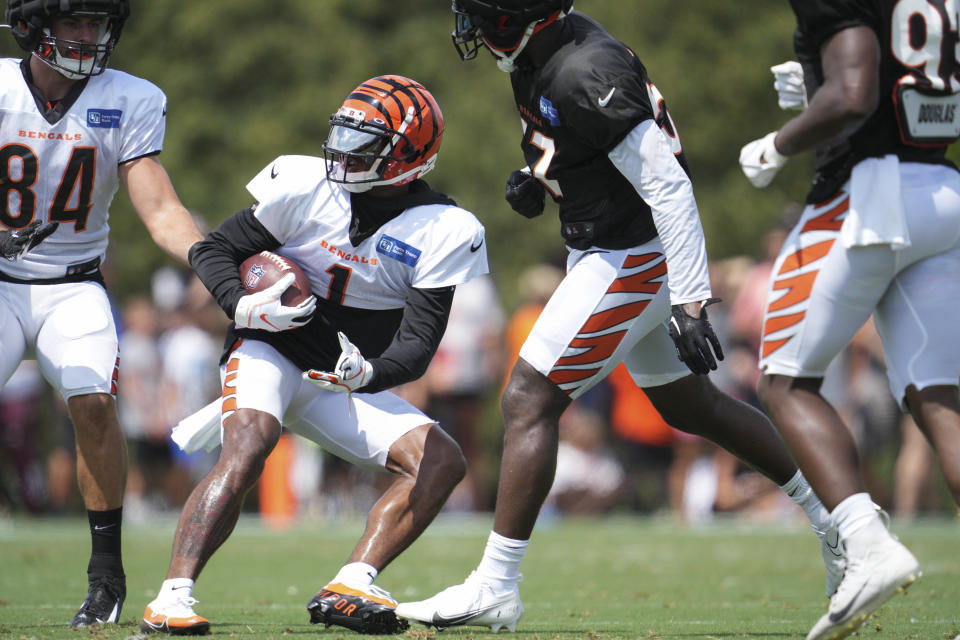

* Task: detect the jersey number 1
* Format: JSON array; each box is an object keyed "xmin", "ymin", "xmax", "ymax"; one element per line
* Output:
[{"xmin": 0, "ymin": 143, "xmax": 96, "ymax": 231}]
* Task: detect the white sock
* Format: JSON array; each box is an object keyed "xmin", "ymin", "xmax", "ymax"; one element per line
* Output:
[
  {"xmin": 476, "ymin": 531, "xmax": 527, "ymax": 586},
  {"xmin": 832, "ymin": 492, "xmax": 884, "ymax": 541},
  {"xmin": 780, "ymin": 471, "xmax": 832, "ymax": 535},
  {"xmin": 157, "ymin": 578, "xmax": 194, "ymax": 603},
  {"xmin": 331, "ymin": 562, "xmax": 378, "ymax": 588}
]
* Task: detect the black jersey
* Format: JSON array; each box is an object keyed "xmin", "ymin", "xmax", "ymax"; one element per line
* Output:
[
  {"xmin": 510, "ymin": 13, "xmax": 688, "ymax": 250},
  {"xmin": 791, "ymin": 0, "xmax": 960, "ymax": 202}
]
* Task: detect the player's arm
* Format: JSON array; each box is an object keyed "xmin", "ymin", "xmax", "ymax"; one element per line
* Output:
[
  {"xmin": 120, "ymin": 155, "xmax": 204, "ymax": 264},
  {"xmin": 775, "ymin": 26, "xmax": 879, "ymax": 155},
  {"xmin": 362, "ymin": 286, "xmax": 455, "ymax": 394},
  {"xmin": 187, "ymin": 206, "xmax": 281, "ymax": 318},
  {"xmin": 607, "ymin": 119, "xmax": 711, "ymax": 307},
  {"xmin": 740, "ymin": 26, "xmax": 879, "ymax": 186}
]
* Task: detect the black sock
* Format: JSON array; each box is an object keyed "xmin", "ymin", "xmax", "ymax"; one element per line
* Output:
[{"xmin": 87, "ymin": 508, "xmax": 124, "ymax": 579}]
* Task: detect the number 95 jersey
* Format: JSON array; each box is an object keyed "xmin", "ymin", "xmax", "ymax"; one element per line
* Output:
[{"xmin": 0, "ymin": 58, "xmax": 167, "ymax": 280}]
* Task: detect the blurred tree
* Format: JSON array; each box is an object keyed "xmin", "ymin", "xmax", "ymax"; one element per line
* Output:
[{"xmin": 2, "ymin": 1, "xmax": 957, "ymax": 310}]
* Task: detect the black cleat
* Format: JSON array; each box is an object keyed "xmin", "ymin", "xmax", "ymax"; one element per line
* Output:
[
  {"xmin": 307, "ymin": 582, "xmax": 409, "ymax": 635},
  {"xmin": 71, "ymin": 574, "xmax": 126, "ymax": 628}
]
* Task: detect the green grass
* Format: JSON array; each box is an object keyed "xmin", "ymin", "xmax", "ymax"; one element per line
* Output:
[{"xmin": 1, "ymin": 514, "xmax": 957, "ymax": 639}]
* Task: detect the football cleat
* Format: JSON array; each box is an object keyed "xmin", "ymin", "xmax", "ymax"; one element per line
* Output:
[
  {"xmin": 819, "ymin": 524, "xmax": 844, "ymax": 598},
  {"xmin": 141, "ymin": 594, "xmax": 210, "ymax": 635},
  {"xmin": 71, "ymin": 574, "xmax": 125, "ymax": 628},
  {"xmin": 307, "ymin": 582, "xmax": 409, "ymax": 635},
  {"xmin": 395, "ymin": 571, "xmax": 524, "ymax": 632},
  {"xmin": 806, "ymin": 532, "xmax": 920, "ymax": 640}
]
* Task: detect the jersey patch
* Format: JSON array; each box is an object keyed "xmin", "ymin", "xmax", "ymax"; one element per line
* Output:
[
  {"xmin": 377, "ymin": 235, "xmax": 421, "ymax": 266},
  {"xmin": 539, "ymin": 96, "xmax": 562, "ymax": 126},
  {"xmin": 86, "ymin": 108, "xmax": 122, "ymax": 128}
]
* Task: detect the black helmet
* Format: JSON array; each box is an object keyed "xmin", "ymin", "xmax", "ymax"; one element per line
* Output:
[
  {"xmin": 451, "ymin": 0, "xmax": 573, "ymax": 71},
  {"xmin": 5, "ymin": 0, "xmax": 130, "ymax": 78}
]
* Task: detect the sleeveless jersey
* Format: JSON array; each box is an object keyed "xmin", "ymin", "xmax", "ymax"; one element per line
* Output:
[{"xmin": 791, "ymin": 0, "xmax": 960, "ymax": 201}]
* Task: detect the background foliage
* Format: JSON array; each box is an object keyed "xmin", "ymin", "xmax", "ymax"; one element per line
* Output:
[{"xmin": 3, "ymin": 1, "xmax": 957, "ymax": 308}]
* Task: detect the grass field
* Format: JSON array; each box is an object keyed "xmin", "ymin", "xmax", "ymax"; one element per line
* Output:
[{"xmin": 1, "ymin": 514, "xmax": 957, "ymax": 640}]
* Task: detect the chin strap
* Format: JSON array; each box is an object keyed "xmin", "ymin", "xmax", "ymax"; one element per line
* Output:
[{"xmin": 492, "ymin": 21, "xmax": 539, "ymax": 73}]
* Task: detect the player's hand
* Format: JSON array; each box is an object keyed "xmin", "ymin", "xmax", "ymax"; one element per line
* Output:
[
  {"xmin": 771, "ymin": 60, "xmax": 807, "ymax": 111},
  {"xmin": 302, "ymin": 331, "xmax": 373, "ymax": 393},
  {"xmin": 504, "ymin": 168, "xmax": 545, "ymax": 219},
  {"xmin": 739, "ymin": 132, "xmax": 788, "ymax": 188},
  {"xmin": 667, "ymin": 298, "xmax": 724, "ymax": 376},
  {"xmin": 0, "ymin": 220, "xmax": 58, "ymax": 260},
  {"xmin": 234, "ymin": 272, "xmax": 316, "ymax": 332}
]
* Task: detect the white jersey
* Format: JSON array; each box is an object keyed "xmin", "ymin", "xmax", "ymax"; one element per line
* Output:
[
  {"xmin": 247, "ymin": 155, "xmax": 489, "ymax": 307},
  {"xmin": 0, "ymin": 58, "xmax": 166, "ymax": 280}
]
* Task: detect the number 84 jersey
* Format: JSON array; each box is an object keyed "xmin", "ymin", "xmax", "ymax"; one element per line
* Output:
[{"xmin": 0, "ymin": 58, "xmax": 167, "ymax": 280}]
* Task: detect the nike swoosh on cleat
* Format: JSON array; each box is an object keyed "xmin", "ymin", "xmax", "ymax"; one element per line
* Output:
[
  {"xmin": 431, "ymin": 603, "xmax": 504, "ymax": 627},
  {"xmin": 828, "ymin": 581, "xmax": 868, "ymax": 623},
  {"xmin": 93, "ymin": 524, "xmax": 115, "ymax": 531}
]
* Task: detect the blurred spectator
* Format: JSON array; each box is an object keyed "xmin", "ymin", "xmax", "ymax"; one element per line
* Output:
[
  {"xmin": 0, "ymin": 361, "xmax": 47, "ymax": 513},
  {"xmin": 117, "ymin": 295, "xmax": 172, "ymax": 518},
  {"xmin": 425, "ymin": 273, "xmax": 505, "ymax": 511},
  {"xmin": 545, "ymin": 404, "xmax": 625, "ymax": 515},
  {"xmin": 607, "ymin": 364, "xmax": 676, "ymax": 512}
]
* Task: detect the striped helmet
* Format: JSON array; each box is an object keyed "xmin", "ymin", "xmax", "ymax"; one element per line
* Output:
[{"xmin": 323, "ymin": 75, "xmax": 445, "ymax": 193}]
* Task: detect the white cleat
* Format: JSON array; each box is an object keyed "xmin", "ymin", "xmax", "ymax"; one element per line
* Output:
[
  {"xmin": 806, "ymin": 532, "xmax": 920, "ymax": 640},
  {"xmin": 396, "ymin": 572, "xmax": 524, "ymax": 632},
  {"xmin": 818, "ymin": 524, "xmax": 844, "ymax": 598}
]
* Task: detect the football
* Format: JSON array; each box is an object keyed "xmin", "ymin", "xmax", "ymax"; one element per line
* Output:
[{"xmin": 239, "ymin": 251, "xmax": 312, "ymax": 306}]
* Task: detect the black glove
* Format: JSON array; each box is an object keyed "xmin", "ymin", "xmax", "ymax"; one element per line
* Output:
[
  {"xmin": 504, "ymin": 169, "xmax": 545, "ymax": 219},
  {"xmin": 666, "ymin": 298, "xmax": 724, "ymax": 375},
  {"xmin": 0, "ymin": 220, "xmax": 58, "ymax": 261}
]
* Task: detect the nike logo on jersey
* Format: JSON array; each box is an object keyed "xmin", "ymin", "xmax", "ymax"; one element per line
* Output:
[
  {"xmin": 598, "ymin": 87, "xmax": 616, "ymax": 107},
  {"xmin": 271, "ymin": 165, "xmax": 279, "ymax": 179},
  {"xmin": 470, "ymin": 238, "xmax": 484, "ymax": 252},
  {"xmin": 93, "ymin": 524, "xmax": 116, "ymax": 531}
]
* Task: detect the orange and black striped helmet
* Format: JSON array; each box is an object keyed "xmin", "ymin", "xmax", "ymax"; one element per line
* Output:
[{"xmin": 323, "ymin": 75, "xmax": 445, "ymax": 193}]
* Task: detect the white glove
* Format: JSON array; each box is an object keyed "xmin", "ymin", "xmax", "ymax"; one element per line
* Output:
[
  {"xmin": 739, "ymin": 131, "xmax": 788, "ymax": 188},
  {"xmin": 302, "ymin": 331, "xmax": 373, "ymax": 393},
  {"xmin": 771, "ymin": 60, "xmax": 807, "ymax": 111},
  {"xmin": 234, "ymin": 272, "xmax": 316, "ymax": 332}
]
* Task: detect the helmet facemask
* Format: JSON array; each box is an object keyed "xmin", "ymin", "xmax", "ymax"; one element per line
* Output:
[
  {"xmin": 37, "ymin": 13, "xmax": 116, "ymax": 79},
  {"xmin": 451, "ymin": 0, "xmax": 571, "ymax": 72}
]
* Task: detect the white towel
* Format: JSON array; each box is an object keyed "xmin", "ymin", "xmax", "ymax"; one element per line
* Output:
[
  {"xmin": 842, "ymin": 155, "xmax": 911, "ymax": 249},
  {"xmin": 171, "ymin": 399, "xmax": 222, "ymax": 453}
]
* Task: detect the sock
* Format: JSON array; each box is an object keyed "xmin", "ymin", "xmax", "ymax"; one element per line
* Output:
[
  {"xmin": 476, "ymin": 531, "xmax": 528, "ymax": 586},
  {"xmin": 331, "ymin": 562, "xmax": 378, "ymax": 588},
  {"xmin": 832, "ymin": 492, "xmax": 883, "ymax": 541},
  {"xmin": 780, "ymin": 471, "xmax": 832, "ymax": 535},
  {"xmin": 157, "ymin": 578, "xmax": 195, "ymax": 604},
  {"xmin": 87, "ymin": 508, "xmax": 124, "ymax": 578}
]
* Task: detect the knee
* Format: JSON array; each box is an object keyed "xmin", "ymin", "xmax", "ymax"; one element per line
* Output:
[
  {"xmin": 421, "ymin": 427, "xmax": 467, "ymax": 489},
  {"xmin": 500, "ymin": 364, "xmax": 566, "ymax": 430}
]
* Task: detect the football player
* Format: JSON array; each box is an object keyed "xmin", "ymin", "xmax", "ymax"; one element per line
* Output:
[
  {"xmin": 739, "ymin": 1, "xmax": 960, "ymax": 638},
  {"xmin": 0, "ymin": 0, "xmax": 204, "ymax": 628},
  {"xmin": 141, "ymin": 75, "xmax": 488, "ymax": 636},
  {"xmin": 397, "ymin": 0, "xmax": 839, "ymax": 632}
]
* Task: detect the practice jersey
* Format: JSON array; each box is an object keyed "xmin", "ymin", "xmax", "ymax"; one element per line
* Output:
[
  {"xmin": 791, "ymin": 0, "xmax": 960, "ymax": 202},
  {"xmin": 216, "ymin": 155, "xmax": 489, "ymax": 373},
  {"xmin": 0, "ymin": 58, "xmax": 166, "ymax": 280},
  {"xmin": 509, "ymin": 12, "xmax": 687, "ymax": 250}
]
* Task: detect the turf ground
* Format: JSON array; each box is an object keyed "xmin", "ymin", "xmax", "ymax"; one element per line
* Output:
[{"xmin": 1, "ymin": 514, "xmax": 957, "ymax": 640}]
